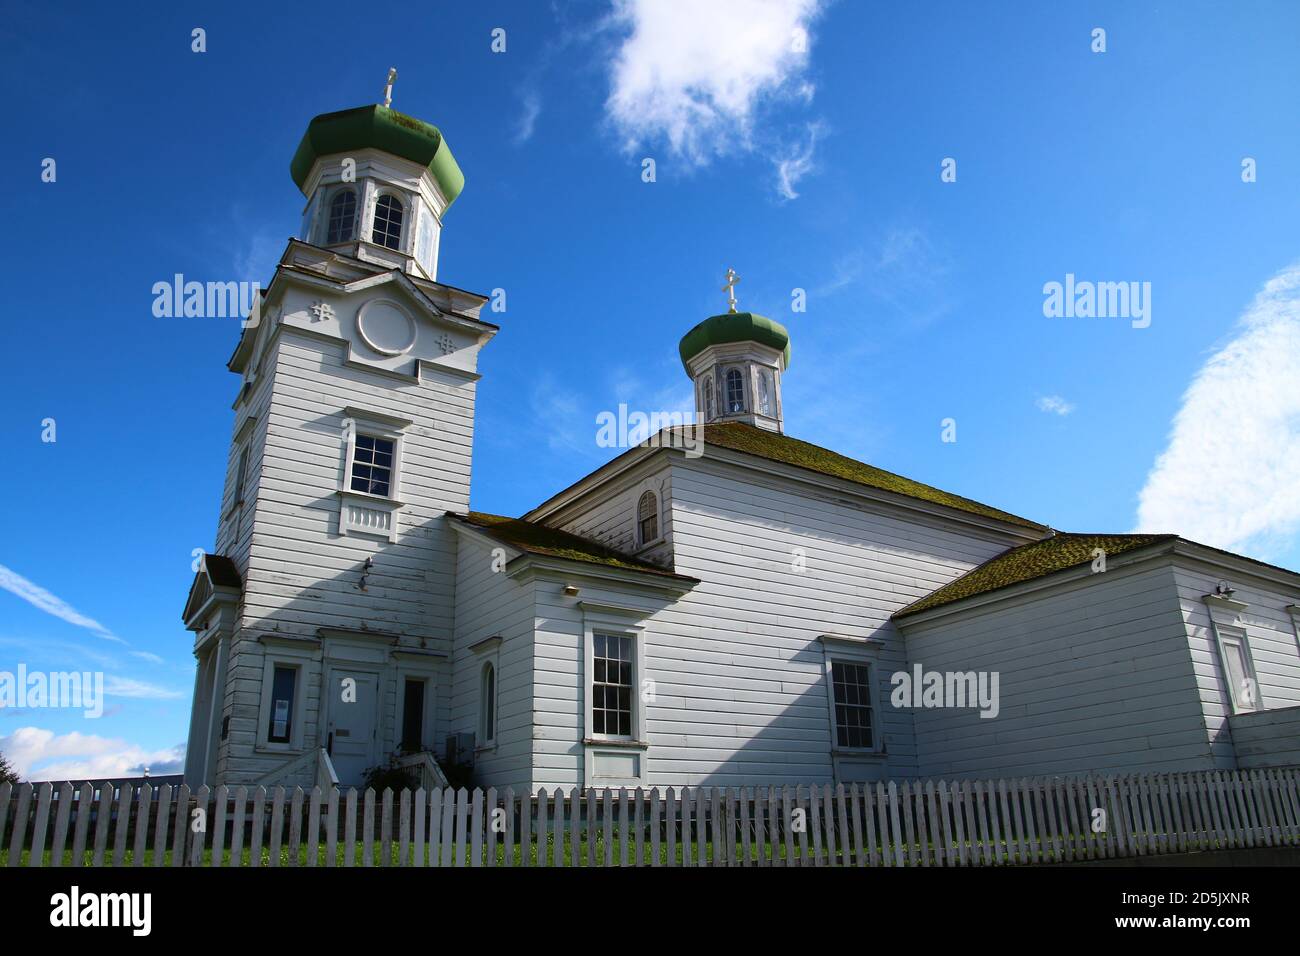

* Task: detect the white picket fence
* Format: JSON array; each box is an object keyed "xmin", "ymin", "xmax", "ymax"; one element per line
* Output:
[{"xmin": 2, "ymin": 766, "xmax": 1298, "ymax": 867}]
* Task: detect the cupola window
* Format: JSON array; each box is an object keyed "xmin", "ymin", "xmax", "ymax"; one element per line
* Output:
[
  {"xmin": 756, "ymin": 367, "xmax": 775, "ymax": 417},
  {"xmin": 702, "ymin": 376, "xmax": 715, "ymax": 421},
  {"xmin": 372, "ymin": 194, "xmax": 404, "ymax": 250},
  {"xmin": 326, "ymin": 189, "xmax": 357, "ymax": 244},
  {"xmin": 725, "ymin": 368, "xmax": 745, "ymax": 414}
]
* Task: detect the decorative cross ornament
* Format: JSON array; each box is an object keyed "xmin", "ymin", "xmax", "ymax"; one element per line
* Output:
[
  {"xmin": 310, "ymin": 301, "xmax": 335, "ymax": 323},
  {"xmin": 382, "ymin": 67, "xmax": 398, "ymax": 109},
  {"xmin": 721, "ymin": 268, "xmax": 741, "ymax": 313}
]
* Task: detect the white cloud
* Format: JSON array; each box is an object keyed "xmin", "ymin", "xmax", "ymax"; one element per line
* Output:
[
  {"xmin": 1, "ymin": 726, "xmax": 185, "ymax": 781},
  {"xmin": 1037, "ymin": 395, "xmax": 1076, "ymax": 416},
  {"xmin": 604, "ymin": 0, "xmax": 823, "ymax": 167},
  {"xmin": 0, "ymin": 564, "xmax": 122, "ymax": 643},
  {"xmin": 775, "ymin": 121, "xmax": 824, "ymax": 200},
  {"xmin": 514, "ymin": 90, "xmax": 542, "ymax": 145},
  {"xmin": 1135, "ymin": 264, "xmax": 1300, "ymax": 558}
]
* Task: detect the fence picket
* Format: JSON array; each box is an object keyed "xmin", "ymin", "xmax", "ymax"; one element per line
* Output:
[
  {"xmin": 439, "ymin": 787, "xmax": 454, "ymax": 867},
  {"xmin": 289, "ymin": 787, "xmax": 305, "ymax": 867},
  {"xmin": 250, "ymin": 786, "xmax": 270, "ymax": 866},
  {"xmin": 470, "ymin": 788, "xmax": 484, "ymax": 868},
  {"xmin": 190, "ymin": 786, "xmax": 210, "ymax": 868},
  {"xmin": 91, "ymin": 782, "xmax": 115, "ymax": 867},
  {"xmin": 51, "ymin": 782, "xmax": 75, "ymax": 867},
  {"xmin": 325, "ymin": 787, "xmax": 338, "ymax": 868},
  {"xmin": 399, "ymin": 788, "xmax": 412, "ymax": 867},
  {"xmin": 7, "ymin": 783, "xmax": 31, "ymax": 867},
  {"xmin": 312, "ymin": 787, "xmax": 327, "ymax": 867},
  {"xmin": 426, "ymin": 787, "xmax": 442, "ymax": 868},
  {"xmin": 268, "ymin": 787, "xmax": 286, "ymax": 867},
  {"xmin": 633, "ymin": 787, "xmax": 645, "ymax": 867},
  {"xmin": 229, "ymin": 787, "xmax": 247, "ymax": 867},
  {"xmin": 0, "ymin": 783, "xmax": 11, "ymax": 860},
  {"xmin": 649, "ymin": 788, "xmax": 662, "ymax": 867},
  {"xmin": 344, "ymin": 788, "xmax": 359, "ymax": 867},
  {"xmin": 28, "ymin": 782, "xmax": 52, "ymax": 868}
]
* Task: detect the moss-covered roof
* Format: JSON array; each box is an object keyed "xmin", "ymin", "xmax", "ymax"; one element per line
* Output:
[
  {"xmin": 893, "ymin": 533, "xmax": 1176, "ymax": 619},
  {"xmin": 448, "ymin": 511, "xmax": 696, "ymax": 581},
  {"xmin": 697, "ymin": 423, "xmax": 1048, "ymax": 531},
  {"xmin": 678, "ymin": 312, "xmax": 791, "ymax": 372},
  {"xmin": 290, "ymin": 105, "xmax": 464, "ymax": 207}
]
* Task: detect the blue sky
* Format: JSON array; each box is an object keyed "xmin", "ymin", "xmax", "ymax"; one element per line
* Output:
[{"xmin": 2, "ymin": 0, "xmax": 1299, "ymax": 778}]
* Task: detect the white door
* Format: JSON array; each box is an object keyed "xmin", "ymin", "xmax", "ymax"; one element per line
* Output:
[{"xmin": 326, "ymin": 670, "xmax": 379, "ymax": 787}]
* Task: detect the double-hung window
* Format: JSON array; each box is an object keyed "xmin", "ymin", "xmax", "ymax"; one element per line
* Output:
[
  {"xmin": 350, "ymin": 434, "xmax": 395, "ymax": 497},
  {"xmin": 592, "ymin": 633, "xmax": 634, "ymax": 738},
  {"xmin": 830, "ymin": 661, "xmax": 874, "ymax": 749}
]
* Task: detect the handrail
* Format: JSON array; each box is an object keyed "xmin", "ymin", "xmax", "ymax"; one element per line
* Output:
[
  {"xmin": 316, "ymin": 747, "xmax": 339, "ymax": 789},
  {"xmin": 252, "ymin": 747, "xmax": 326, "ymax": 788},
  {"xmin": 395, "ymin": 750, "xmax": 450, "ymax": 790}
]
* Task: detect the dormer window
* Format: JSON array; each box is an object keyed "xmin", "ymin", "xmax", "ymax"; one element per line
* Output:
[
  {"xmin": 326, "ymin": 188, "xmax": 357, "ymax": 244},
  {"xmin": 372, "ymin": 194, "xmax": 404, "ymax": 250},
  {"xmin": 725, "ymin": 368, "xmax": 745, "ymax": 414},
  {"xmin": 637, "ymin": 491, "xmax": 659, "ymax": 544}
]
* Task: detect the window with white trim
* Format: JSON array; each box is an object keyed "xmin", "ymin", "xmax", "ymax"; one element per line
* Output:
[
  {"xmin": 637, "ymin": 491, "xmax": 659, "ymax": 545},
  {"xmin": 349, "ymin": 434, "xmax": 395, "ymax": 497},
  {"xmin": 756, "ymin": 367, "xmax": 775, "ymax": 417},
  {"xmin": 480, "ymin": 662, "xmax": 497, "ymax": 746},
  {"xmin": 1220, "ymin": 630, "xmax": 1260, "ymax": 712},
  {"xmin": 725, "ymin": 367, "xmax": 745, "ymax": 414},
  {"xmin": 592, "ymin": 633, "xmax": 634, "ymax": 738},
  {"xmin": 267, "ymin": 664, "xmax": 299, "ymax": 744},
  {"xmin": 326, "ymin": 188, "xmax": 357, "ymax": 244},
  {"xmin": 702, "ymin": 376, "xmax": 715, "ymax": 420},
  {"xmin": 371, "ymin": 193, "xmax": 404, "ymax": 249},
  {"xmin": 830, "ymin": 660, "xmax": 875, "ymax": 749},
  {"xmin": 233, "ymin": 443, "xmax": 250, "ymax": 505}
]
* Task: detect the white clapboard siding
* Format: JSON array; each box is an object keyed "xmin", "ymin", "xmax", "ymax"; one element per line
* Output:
[{"xmin": 902, "ymin": 561, "xmax": 1215, "ymax": 777}]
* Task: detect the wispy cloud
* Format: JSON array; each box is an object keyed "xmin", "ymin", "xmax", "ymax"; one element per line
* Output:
[
  {"xmin": 775, "ymin": 121, "xmax": 825, "ymax": 200},
  {"xmin": 1037, "ymin": 395, "xmax": 1076, "ymax": 416},
  {"xmin": 1135, "ymin": 264, "xmax": 1300, "ymax": 559},
  {"xmin": 1, "ymin": 726, "xmax": 185, "ymax": 781},
  {"xmin": 603, "ymin": 0, "xmax": 824, "ymax": 168},
  {"xmin": 104, "ymin": 677, "xmax": 186, "ymax": 701},
  {"xmin": 814, "ymin": 226, "xmax": 955, "ymax": 327},
  {"xmin": 514, "ymin": 90, "xmax": 542, "ymax": 145},
  {"xmin": 0, "ymin": 564, "xmax": 122, "ymax": 644}
]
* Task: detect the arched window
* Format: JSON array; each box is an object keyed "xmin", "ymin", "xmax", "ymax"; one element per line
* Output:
[
  {"xmin": 725, "ymin": 368, "xmax": 745, "ymax": 414},
  {"xmin": 480, "ymin": 663, "xmax": 496, "ymax": 745},
  {"xmin": 702, "ymin": 377, "xmax": 715, "ymax": 421},
  {"xmin": 325, "ymin": 189, "xmax": 357, "ymax": 244},
  {"xmin": 637, "ymin": 491, "xmax": 659, "ymax": 544},
  {"xmin": 371, "ymin": 194, "xmax": 404, "ymax": 249}
]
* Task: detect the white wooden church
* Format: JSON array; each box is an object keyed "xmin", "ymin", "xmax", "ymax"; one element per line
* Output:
[{"xmin": 181, "ymin": 96, "xmax": 1300, "ymax": 794}]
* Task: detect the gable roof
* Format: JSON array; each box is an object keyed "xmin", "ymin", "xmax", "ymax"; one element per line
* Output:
[
  {"xmin": 892, "ymin": 533, "xmax": 1176, "ymax": 620},
  {"xmin": 697, "ymin": 423, "xmax": 1049, "ymax": 532},
  {"xmin": 446, "ymin": 511, "xmax": 698, "ymax": 582},
  {"xmin": 181, "ymin": 553, "xmax": 243, "ymax": 624}
]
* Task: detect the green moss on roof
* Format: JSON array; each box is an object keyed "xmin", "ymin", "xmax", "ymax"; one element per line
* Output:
[
  {"xmin": 290, "ymin": 105, "xmax": 464, "ymax": 207},
  {"xmin": 699, "ymin": 423, "xmax": 1048, "ymax": 531},
  {"xmin": 451, "ymin": 512, "xmax": 694, "ymax": 580},
  {"xmin": 893, "ymin": 533, "xmax": 1176, "ymax": 619},
  {"xmin": 678, "ymin": 312, "xmax": 791, "ymax": 372}
]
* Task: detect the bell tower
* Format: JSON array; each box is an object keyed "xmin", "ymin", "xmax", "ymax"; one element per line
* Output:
[{"xmin": 678, "ymin": 269, "xmax": 791, "ymax": 433}]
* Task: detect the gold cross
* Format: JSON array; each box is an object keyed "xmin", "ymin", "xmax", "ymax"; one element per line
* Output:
[{"xmin": 721, "ymin": 268, "xmax": 741, "ymax": 313}]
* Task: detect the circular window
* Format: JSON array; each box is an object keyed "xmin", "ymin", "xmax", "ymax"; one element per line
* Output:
[{"xmin": 356, "ymin": 299, "xmax": 417, "ymax": 356}]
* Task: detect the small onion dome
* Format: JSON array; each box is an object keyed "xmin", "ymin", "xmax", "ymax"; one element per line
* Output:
[
  {"xmin": 289, "ymin": 104, "xmax": 465, "ymax": 208},
  {"xmin": 678, "ymin": 311, "xmax": 791, "ymax": 373}
]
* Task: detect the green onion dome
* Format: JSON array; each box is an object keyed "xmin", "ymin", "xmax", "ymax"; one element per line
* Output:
[
  {"xmin": 289, "ymin": 104, "xmax": 464, "ymax": 208},
  {"xmin": 678, "ymin": 311, "xmax": 791, "ymax": 373}
]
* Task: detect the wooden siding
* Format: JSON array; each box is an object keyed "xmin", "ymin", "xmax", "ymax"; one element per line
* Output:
[{"xmin": 903, "ymin": 561, "xmax": 1213, "ymax": 777}]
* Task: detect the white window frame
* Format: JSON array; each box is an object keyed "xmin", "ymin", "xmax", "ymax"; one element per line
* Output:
[
  {"xmin": 1217, "ymin": 625, "xmax": 1262, "ymax": 714},
  {"xmin": 753, "ymin": 364, "xmax": 777, "ymax": 419},
  {"xmin": 325, "ymin": 186, "xmax": 359, "ymax": 245},
  {"xmin": 582, "ymin": 620, "xmax": 647, "ymax": 745},
  {"xmin": 470, "ymin": 636, "xmax": 501, "ymax": 753},
  {"xmin": 819, "ymin": 635, "xmax": 883, "ymax": 754},
  {"xmin": 254, "ymin": 640, "xmax": 317, "ymax": 754},
  {"xmin": 479, "ymin": 661, "xmax": 498, "ymax": 748},
  {"xmin": 636, "ymin": 490, "xmax": 660, "ymax": 548},
  {"xmin": 338, "ymin": 408, "xmax": 409, "ymax": 542},
  {"xmin": 723, "ymin": 365, "xmax": 747, "ymax": 415},
  {"xmin": 370, "ymin": 190, "xmax": 406, "ymax": 251}
]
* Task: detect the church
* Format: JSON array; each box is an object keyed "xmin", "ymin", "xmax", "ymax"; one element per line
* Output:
[{"xmin": 180, "ymin": 94, "xmax": 1300, "ymax": 794}]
